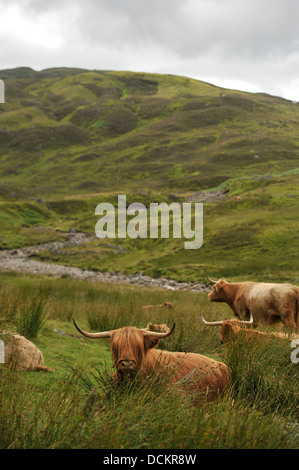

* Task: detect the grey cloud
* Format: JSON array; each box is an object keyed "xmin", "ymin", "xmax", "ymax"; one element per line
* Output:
[{"xmin": 0, "ymin": 0, "xmax": 299, "ymax": 99}]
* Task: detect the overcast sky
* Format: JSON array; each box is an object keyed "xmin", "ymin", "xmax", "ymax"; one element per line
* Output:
[{"xmin": 0, "ymin": 0, "xmax": 299, "ymax": 100}]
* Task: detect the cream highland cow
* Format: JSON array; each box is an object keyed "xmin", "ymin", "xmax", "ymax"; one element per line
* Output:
[{"xmin": 0, "ymin": 331, "xmax": 52, "ymax": 372}]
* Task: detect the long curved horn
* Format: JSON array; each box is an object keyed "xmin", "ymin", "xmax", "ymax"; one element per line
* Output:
[
  {"xmin": 205, "ymin": 271, "xmax": 218, "ymax": 284},
  {"xmin": 73, "ymin": 318, "xmax": 176, "ymax": 339},
  {"xmin": 73, "ymin": 318, "xmax": 112, "ymax": 339},
  {"xmin": 201, "ymin": 311, "xmax": 224, "ymax": 326},
  {"xmin": 142, "ymin": 323, "xmax": 176, "ymax": 338},
  {"xmin": 241, "ymin": 311, "xmax": 254, "ymax": 324}
]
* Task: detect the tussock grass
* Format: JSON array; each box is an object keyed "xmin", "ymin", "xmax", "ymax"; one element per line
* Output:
[
  {"xmin": 0, "ymin": 368, "xmax": 83, "ymax": 449},
  {"xmin": 225, "ymin": 334, "xmax": 299, "ymax": 419},
  {"xmin": 0, "ymin": 362, "xmax": 296, "ymax": 449},
  {"xmin": 87, "ymin": 304, "xmax": 137, "ymax": 332},
  {"xmin": 15, "ymin": 290, "xmax": 48, "ymax": 339},
  {"xmin": 0, "ymin": 284, "xmax": 20, "ymax": 328}
]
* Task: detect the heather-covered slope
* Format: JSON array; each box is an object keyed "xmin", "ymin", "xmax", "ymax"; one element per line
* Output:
[{"xmin": 1, "ymin": 67, "xmax": 298, "ymax": 197}]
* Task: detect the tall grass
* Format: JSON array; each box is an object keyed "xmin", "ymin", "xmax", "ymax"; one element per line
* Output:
[
  {"xmin": 0, "ymin": 282, "xmax": 48, "ymax": 339},
  {"xmin": 225, "ymin": 334, "xmax": 299, "ymax": 419},
  {"xmin": 0, "ymin": 284, "xmax": 20, "ymax": 328},
  {"xmin": 87, "ymin": 303, "xmax": 138, "ymax": 332},
  {"xmin": 0, "ymin": 368, "xmax": 83, "ymax": 449},
  {"xmin": 0, "ymin": 362, "xmax": 296, "ymax": 449},
  {"xmin": 15, "ymin": 290, "xmax": 48, "ymax": 339}
]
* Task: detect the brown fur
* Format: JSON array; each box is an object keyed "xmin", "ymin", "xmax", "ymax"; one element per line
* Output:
[
  {"xmin": 208, "ymin": 279, "xmax": 299, "ymax": 332},
  {"xmin": 109, "ymin": 326, "xmax": 231, "ymax": 402},
  {"xmin": 145, "ymin": 323, "xmax": 170, "ymax": 333},
  {"xmin": 218, "ymin": 320, "xmax": 299, "ymax": 344},
  {"xmin": 142, "ymin": 302, "xmax": 173, "ymax": 309},
  {"xmin": 0, "ymin": 331, "xmax": 52, "ymax": 372}
]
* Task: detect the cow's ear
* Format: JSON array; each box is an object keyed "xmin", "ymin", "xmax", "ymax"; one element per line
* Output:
[
  {"xmin": 144, "ymin": 336, "xmax": 160, "ymax": 351},
  {"xmin": 216, "ymin": 279, "xmax": 226, "ymax": 291}
]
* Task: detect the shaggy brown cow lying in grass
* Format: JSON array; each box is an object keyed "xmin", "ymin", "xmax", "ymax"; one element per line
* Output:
[
  {"xmin": 201, "ymin": 312, "xmax": 298, "ymax": 344},
  {"xmin": 0, "ymin": 331, "xmax": 52, "ymax": 372},
  {"xmin": 73, "ymin": 318, "xmax": 231, "ymax": 402}
]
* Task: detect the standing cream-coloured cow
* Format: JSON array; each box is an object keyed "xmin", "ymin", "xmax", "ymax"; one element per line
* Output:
[{"xmin": 206, "ymin": 274, "xmax": 299, "ymax": 332}]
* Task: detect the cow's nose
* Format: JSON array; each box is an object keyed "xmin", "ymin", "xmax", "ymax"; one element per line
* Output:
[{"xmin": 119, "ymin": 360, "xmax": 136, "ymax": 370}]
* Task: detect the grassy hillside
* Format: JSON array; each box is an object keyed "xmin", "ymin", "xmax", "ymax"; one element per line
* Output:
[
  {"xmin": 1, "ymin": 67, "xmax": 299, "ymax": 283},
  {"xmin": 1, "ymin": 67, "xmax": 298, "ymax": 197}
]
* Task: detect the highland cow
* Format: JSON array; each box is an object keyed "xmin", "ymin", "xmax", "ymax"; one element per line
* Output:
[
  {"xmin": 73, "ymin": 318, "xmax": 231, "ymax": 402},
  {"xmin": 201, "ymin": 311, "xmax": 298, "ymax": 343},
  {"xmin": 206, "ymin": 274, "xmax": 299, "ymax": 332},
  {"xmin": 0, "ymin": 331, "xmax": 52, "ymax": 372}
]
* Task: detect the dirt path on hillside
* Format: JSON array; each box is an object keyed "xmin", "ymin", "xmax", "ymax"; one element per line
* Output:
[{"xmin": 0, "ymin": 232, "xmax": 210, "ymax": 292}]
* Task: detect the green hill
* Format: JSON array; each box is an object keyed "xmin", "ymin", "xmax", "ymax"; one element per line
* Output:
[{"xmin": 1, "ymin": 67, "xmax": 299, "ymax": 282}]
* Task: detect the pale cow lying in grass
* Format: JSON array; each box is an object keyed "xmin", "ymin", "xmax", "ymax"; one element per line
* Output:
[{"xmin": 0, "ymin": 331, "xmax": 52, "ymax": 372}]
